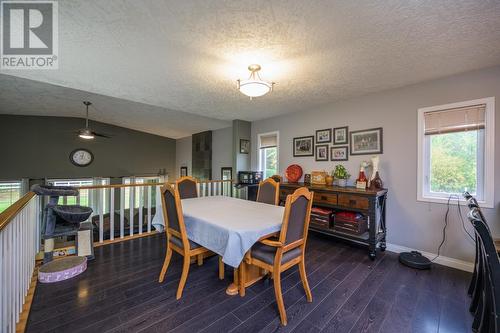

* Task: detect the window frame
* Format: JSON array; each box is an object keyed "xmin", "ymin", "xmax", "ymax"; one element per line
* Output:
[
  {"xmin": 417, "ymin": 97, "xmax": 495, "ymax": 207},
  {"xmin": 257, "ymin": 131, "xmax": 280, "ymax": 178}
]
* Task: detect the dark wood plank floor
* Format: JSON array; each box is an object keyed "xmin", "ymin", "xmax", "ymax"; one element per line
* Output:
[{"xmin": 26, "ymin": 233, "xmax": 473, "ymax": 333}]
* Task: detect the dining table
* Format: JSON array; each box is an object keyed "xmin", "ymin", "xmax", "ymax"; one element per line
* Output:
[{"xmin": 180, "ymin": 196, "xmax": 285, "ymax": 296}]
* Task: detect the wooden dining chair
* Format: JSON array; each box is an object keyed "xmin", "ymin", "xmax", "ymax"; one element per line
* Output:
[
  {"xmin": 158, "ymin": 183, "xmax": 211, "ymax": 299},
  {"xmin": 247, "ymin": 187, "xmax": 314, "ymax": 326},
  {"xmin": 256, "ymin": 178, "xmax": 280, "ymax": 205},
  {"xmin": 176, "ymin": 176, "xmax": 198, "ymax": 199}
]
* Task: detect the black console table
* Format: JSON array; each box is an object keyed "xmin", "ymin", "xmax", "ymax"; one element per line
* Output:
[{"xmin": 280, "ymin": 182, "xmax": 388, "ymax": 259}]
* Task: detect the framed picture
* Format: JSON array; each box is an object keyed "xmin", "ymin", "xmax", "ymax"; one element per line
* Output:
[
  {"xmin": 240, "ymin": 139, "xmax": 250, "ymax": 154},
  {"xmin": 311, "ymin": 171, "xmax": 327, "ymax": 185},
  {"xmin": 315, "ymin": 144, "xmax": 329, "ymax": 161},
  {"xmin": 350, "ymin": 127, "xmax": 383, "ymax": 155},
  {"xmin": 180, "ymin": 166, "xmax": 188, "ymax": 177},
  {"xmin": 293, "ymin": 136, "xmax": 314, "ymax": 157},
  {"xmin": 221, "ymin": 167, "xmax": 232, "ymax": 180},
  {"xmin": 333, "ymin": 126, "xmax": 348, "ymax": 145},
  {"xmin": 315, "ymin": 128, "xmax": 332, "ymax": 143},
  {"xmin": 330, "ymin": 146, "xmax": 348, "ymax": 161}
]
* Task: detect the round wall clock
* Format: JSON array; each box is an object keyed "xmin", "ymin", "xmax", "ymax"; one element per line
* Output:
[{"xmin": 70, "ymin": 148, "xmax": 94, "ymax": 167}]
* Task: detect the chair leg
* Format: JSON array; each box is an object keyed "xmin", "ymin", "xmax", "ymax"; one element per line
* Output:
[
  {"xmin": 273, "ymin": 271, "xmax": 287, "ymax": 326},
  {"xmin": 176, "ymin": 255, "xmax": 191, "ymax": 299},
  {"xmin": 219, "ymin": 256, "xmax": 225, "ymax": 280},
  {"xmin": 299, "ymin": 261, "xmax": 313, "ymax": 302},
  {"xmin": 197, "ymin": 254, "xmax": 203, "ymax": 266},
  {"xmin": 158, "ymin": 247, "xmax": 172, "ymax": 283}
]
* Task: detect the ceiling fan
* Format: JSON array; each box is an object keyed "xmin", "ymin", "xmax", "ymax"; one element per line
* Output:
[{"xmin": 77, "ymin": 101, "xmax": 111, "ymax": 139}]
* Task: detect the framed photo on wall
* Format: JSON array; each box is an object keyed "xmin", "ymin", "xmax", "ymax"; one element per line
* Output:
[
  {"xmin": 315, "ymin": 144, "xmax": 329, "ymax": 161},
  {"xmin": 333, "ymin": 126, "xmax": 348, "ymax": 145},
  {"xmin": 350, "ymin": 127, "xmax": 383, "ymax": 155},
  {"xmin": 330, "ymin": 146, "xmax": 348, "ymax": 161},
  {"xmin": 293, "ymin": 136, "xmax": 314, "ymax": 157},
  {"xmin": 240, "ymin": 139, "xmax": 250, "ymax": 154},
  {"xmin": 180, "ymin": 166, "xmax": 188, "ymax": 177},
  {"xmin": 315, "ymin": 128, "xmax": 332, "ymax": 143}
]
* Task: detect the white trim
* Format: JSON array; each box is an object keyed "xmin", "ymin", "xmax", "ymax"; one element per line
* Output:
[
  {"xmin": 257, "ymin": 131, "xmax": 280, "ymax": 176},
  {"xmin": 417, "ymin": 97, "xmax": 495, "ymax": 208},
  {"xmin": 386, "ymin": 243, "xmax": 474, "ymax": 272}
]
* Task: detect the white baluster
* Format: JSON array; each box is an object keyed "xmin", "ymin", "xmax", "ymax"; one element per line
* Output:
[
  {"xmin": 129, "ymin": 186, "xmax": 134, "ymax": 236},
  {"xmin": 147, "ymin": 186, "xmax": 152, "ymax": 233},
  {"xmin": 196, "ymin": 183, "xmax": 201, "ymax": 197},
  {"xmin": 120, "ymin": 188, "xmax": 125, "ymax": 239},
  {"xmin": 138, "ymin": 187, "xmax": 143, "ymax": 235},
  {"xmin": 98, "ymin": 188, "xmax": 104, "ymax": 243},
  {"xmin": 110, "ymin": 189, "xmax": 115, "ymax": 241},
  {"xmin": 76, "ymin": 193, "xmax": 80, "ymax": 205}
]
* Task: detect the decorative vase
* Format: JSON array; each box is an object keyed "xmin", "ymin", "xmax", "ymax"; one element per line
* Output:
[
  {"xmin": 325, "ymin": 175, "xmax": 334, "ymax": 186},
  {"xmin": 369, "ymin": 171, "xmax": 384, "ymax": 190},
  {"xmin": 337, "ymin": 179, "xmax": 347, "ymax": 187}
]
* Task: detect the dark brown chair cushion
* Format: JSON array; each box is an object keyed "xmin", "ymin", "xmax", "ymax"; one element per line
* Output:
[
  {"xmin": 251, "ymin": 242, "xmax": 301, "ymax": 265},
  {"xmin": 178, "ymin": 180, "xmax": 198, "ymax": 199},
  {"xmin": 257, "ymin": 182, "xmax": 277, "ymax": 205},
  {"xmin": 169, "ymin": 235, "xmax": 202, "ymax": 249},
  {"xmin": 163, "ymin": 190, "xmax": 181, "ymax": 232}
]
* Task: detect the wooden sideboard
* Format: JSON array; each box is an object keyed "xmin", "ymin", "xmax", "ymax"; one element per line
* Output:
[{"xmin": 279, "ymin": 182, "xmax": 388, "ymax": 259}]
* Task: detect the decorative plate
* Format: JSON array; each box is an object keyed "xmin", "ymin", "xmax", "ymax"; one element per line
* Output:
[{"xmin": 285, "ymin": 164, "xmax": 303, "ymax": 183}]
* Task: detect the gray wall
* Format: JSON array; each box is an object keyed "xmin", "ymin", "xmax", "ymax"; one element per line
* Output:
[
  {"xmin": 175, "ymin": 136, "xmax": 192, "ymax": 178},
  {"xmin": 251, "ymin": 66, "xmax": 500, "ymax": 263},
  {"xmin": 175, "ymin": 126, "xmax": 232, "ymax": 180},
  {"xmin": 233, "ymin": 120, "xmax": 251, "ymax": 174},
  {"xmin": 212, "ymin": 127, "xmax": 233, "ymax": 180},
  {"xmin": 0, "ymin": 115, "xmax": 176, "ymax": 180}
]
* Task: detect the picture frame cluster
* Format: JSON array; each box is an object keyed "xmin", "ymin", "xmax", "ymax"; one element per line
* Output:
[{"xmin": 293, "ymin": 127, "xmax": 383, "ymax": 161}]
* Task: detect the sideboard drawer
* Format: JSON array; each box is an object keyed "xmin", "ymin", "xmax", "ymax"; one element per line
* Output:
[
  {"xmin": 313, "ymin": 192, "xmax": 338, "ymax": 205},
  {"xmin": 280, "ymin": 188, "xmax": 294, "ymax": 198},
  {"xmin": 338, "ymin": 194, "xmax": 369, "ymax": 210}
]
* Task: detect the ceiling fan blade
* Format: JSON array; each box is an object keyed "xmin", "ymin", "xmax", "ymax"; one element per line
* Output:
[{"xmin": 92, "ymin": 131, "xmax": 111, "ymax": 138}]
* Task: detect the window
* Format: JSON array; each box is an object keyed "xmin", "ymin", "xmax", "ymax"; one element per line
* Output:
[
  {"xmin": 0, "ymin": 181, "xmax": 21, "ymax": 213},
  {"xmin": 47, "ymin": 178, "xmax": 109, "ymax": 213},
  {"xmin": 258, "ymin": 131, "xmax": 279, "ymax": 179},
  {"xmin": 417, "ymin": 97, "xmax": 495, "ymax": 207},
  {"xmin": 122, "ymin": 176, "xmax": 162, "ymax": 209}
]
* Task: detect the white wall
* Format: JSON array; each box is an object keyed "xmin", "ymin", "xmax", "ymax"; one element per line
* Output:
[
  {"xmin": 212, "ymin": 127, "xmax": 233, "ymax": 179},
  {"xmin": 251, "ymin": 66, "xmax": 500, "ymax": 264}
]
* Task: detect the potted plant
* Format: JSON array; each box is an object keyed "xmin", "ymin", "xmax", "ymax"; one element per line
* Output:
[{"xmin": 333, "ymin": 165, "xmax": 350, "ymax": 187}]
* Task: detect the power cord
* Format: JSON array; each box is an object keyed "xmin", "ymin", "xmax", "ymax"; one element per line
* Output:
[{"xmin": 431, "ymin": 194, "xmax": 476, "ymax": 262}]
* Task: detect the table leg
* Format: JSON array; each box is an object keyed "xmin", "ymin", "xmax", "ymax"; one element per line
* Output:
[{"xmin": 226, "ymin": 261, "xmax": 266, "ymax": 296}]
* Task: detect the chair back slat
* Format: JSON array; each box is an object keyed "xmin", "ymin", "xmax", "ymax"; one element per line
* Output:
[
  {"xmin": 161, "ymin": 184, "xmax": 189, "ymax": 239},
  {"xmin": 177, "ymin": 176, "xmax": 198, "ymax": 199},
  {"xmin": 257, "ymin": 178, "xmax": 279, "ymax": 205},
  {"xmin": 279, "ymin": 187, "xmax": 313, "ymax": 246}
]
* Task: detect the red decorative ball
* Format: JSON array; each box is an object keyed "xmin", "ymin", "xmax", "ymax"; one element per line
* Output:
[{"xmin": 285, "ymin": 164, "xmax": 303, "ymax": 183}]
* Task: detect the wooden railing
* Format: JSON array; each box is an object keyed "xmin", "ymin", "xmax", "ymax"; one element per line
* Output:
[
  {"xmin": 68, "ymin": 179, "xmax": 236, "ymax": 244},
  {"xmin": 0, "ymin": 179, "xmax": 237, "ymax": 331},
  {"xmin": 0, "ymin": 192, "xmax": 40, "ymax": 333}
]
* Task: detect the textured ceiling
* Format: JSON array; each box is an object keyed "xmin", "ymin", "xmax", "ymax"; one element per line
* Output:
[{"xmin": 1, "ymin": 0, "xmax": 500, "ymax": 138}]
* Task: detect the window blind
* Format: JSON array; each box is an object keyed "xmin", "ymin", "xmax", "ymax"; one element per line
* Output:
[
  {"xmin": 424, "ymin": 104, "xmax": 485, "ymax": 135},
  {"xmin": 259, "ymin": 133, "xmax": 277, "ymax": 148}
]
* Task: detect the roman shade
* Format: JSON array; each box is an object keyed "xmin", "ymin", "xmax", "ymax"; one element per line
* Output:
[
  {"xmin": 424, "ymin": 104, "xmax": 485, "ymax": 135},
  {"xmin": 259, "ymin": 133, "xmax": 278, "ymax": 148}
]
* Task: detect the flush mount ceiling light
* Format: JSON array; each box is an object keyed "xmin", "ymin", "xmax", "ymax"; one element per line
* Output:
[{"xmin": 237, "ymin": 64, "xmax": 275, "ymax": 99}]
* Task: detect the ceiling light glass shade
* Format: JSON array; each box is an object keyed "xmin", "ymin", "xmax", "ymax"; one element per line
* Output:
[
  {"xmin": 237, "ymin": 64, "xmax": 274, "ymax": 98},
  {"xmin": 237, "ymin": 79, "xmax": 273, "ymax": 97},
  {"xmin": 78, "ymin": 128, "xmax": 94, "ymax": 140}
]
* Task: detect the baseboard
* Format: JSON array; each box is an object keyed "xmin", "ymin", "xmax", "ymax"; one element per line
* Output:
[{"xmin": 386, "ymin": 243, "xmax": 474, "ymax": 272}]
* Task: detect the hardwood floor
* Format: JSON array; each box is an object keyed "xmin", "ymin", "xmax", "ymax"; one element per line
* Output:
[{"xmin": 26, "ymin": 233, "xmax": 473, "ymax": 333}]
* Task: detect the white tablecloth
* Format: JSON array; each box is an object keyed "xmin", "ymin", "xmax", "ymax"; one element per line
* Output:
[{"xmin": 181, "ymin": 196, "xmax": 284, "ymax": 267}]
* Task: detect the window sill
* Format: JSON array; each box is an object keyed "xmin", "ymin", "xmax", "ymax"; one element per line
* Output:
[{"xmin": 417, "ymin": 195, "xmax": 493, "ymax": 209}]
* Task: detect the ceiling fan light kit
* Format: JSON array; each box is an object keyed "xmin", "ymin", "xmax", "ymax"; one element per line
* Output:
[
  {"xmin": 237, "ymin": 64, "xmax": 274, "ymax": 99},
  {"xmin": 77, "ymin": 101, "xmax": 110, "ymax": 140}
]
